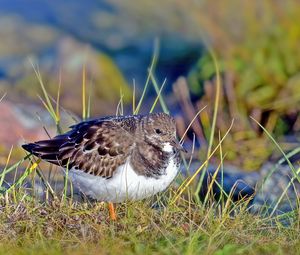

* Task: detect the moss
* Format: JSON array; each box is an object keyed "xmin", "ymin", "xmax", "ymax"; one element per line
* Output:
[
  {"xmin": 95, "ymin": 53, "xmax": 132, "ymax": 103},
  {"xmin": 186, "ymin": 0, "xmax": 300, "ymax": 169}
]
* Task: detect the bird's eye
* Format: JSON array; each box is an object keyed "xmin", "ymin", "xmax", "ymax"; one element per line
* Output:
[{"xmin": 155, "ymin": 128, "xmax": 162, "ymax": 134}]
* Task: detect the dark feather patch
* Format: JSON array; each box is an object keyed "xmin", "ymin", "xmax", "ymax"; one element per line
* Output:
[{"xmin": 22, "ymin": 116, "xmax": 136, "ymax": 178}]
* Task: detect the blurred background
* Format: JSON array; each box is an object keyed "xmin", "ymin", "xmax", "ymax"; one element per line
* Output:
[{"xmin": 0, "ymin": 0, "xmax": 299, "ymax": 171}]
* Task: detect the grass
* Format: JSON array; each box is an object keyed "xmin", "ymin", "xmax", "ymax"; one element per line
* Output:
[
  {"xmin": 0, "ymin": 189, "xmax": 299, "ymax": 255},
  {"xmin": 1, "ymin": 47, "xmax": 300, "ymax": 254}
]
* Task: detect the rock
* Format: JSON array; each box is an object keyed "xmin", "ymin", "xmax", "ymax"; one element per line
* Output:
[
  {"xmin": 251, "ymin": 163, "xmax": 300, "ymax": 220},
  {"xmin": 0, "ymin": 100, "xmax": 75, "ymax": 148},
  {"xmin": 0, "ymin": 15, "xmax": 59, "ymax": 78},
  {"xmin": 187, "ymin": 158, "xmax": 300, "ymax": 222},
  {"xmin": 0, "ymin": 1, "xmax": 201, "ymax": 89},
  {"xmin": 13, "ymin": 36, "xmax": 132, "ymax": 115},
  {"xmin": 0, "ymin": 15, "xmax": 132, "ymax": 116},
  {"xmin": 0, "ymin": 33, "xmax": 132, "ymax": 115},
  {"xmin": 0, "ymin": 101, "xmax": 48, "ymax": 147},
  {"xmin": 184, "ymin": 162, "xmax": 259, "ymax": 202}
]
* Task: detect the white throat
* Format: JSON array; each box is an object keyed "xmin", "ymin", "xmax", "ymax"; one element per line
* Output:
[{"xmin": 162, "ymin": 142, "xmax": 173, "ymax": 153}]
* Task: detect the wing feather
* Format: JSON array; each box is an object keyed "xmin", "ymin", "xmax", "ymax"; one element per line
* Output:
[{"xmin": 22, "ymin": 117, "xmax": 136, "ymax": 178}]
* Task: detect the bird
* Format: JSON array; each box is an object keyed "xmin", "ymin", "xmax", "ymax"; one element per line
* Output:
[{"xmin": 22, "ymin": 112, "xmax": 186, "ymax": 220}]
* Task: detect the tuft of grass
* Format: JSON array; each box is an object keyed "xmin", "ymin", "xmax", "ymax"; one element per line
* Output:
[
  {"xmin": 172, "ymin": 120, "xmax": 234, "ymax": 205},
  {"xmin": 0, "ymin": 189, "xmax": 298, "ymax": 255},
  {"xmin": 30, "ymin": 61, "xmax": 62, "ymax": 134}
]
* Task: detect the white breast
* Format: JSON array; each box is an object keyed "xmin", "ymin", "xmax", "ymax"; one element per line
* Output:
[{"xmin": 68, "ymin": 157, "xmax": 179, "ymax": 203}]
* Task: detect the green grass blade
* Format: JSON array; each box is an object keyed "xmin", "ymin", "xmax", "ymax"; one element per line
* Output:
[
  {"xmin": 6, "ymin": 159, "xmax": 41, "ymax": 193},
  {"xmin": 30, "ymin": 61, "xmax": 58, "ymax": 123},
  {"xmin": 36, "ymin": 167, "xmax": 57, "ymax": 200},
  {"xmin": 149, "ymin": 78, "xmax": 167, "ymax": 113},
  {"xmin": 87, "ymin": 81, "xmax": 93, "ymax": 119},
  {"xmin": 132, "ymin": 79, "xmax": 136, "ymax": 114},
  {"xmin": 150, "ymin": 73, "xmax": 169, "ymax": 114},
  {"xmin": 203, "ymin": 158, "xmax": 223, "ymax": 206},
  {"xmin": 269, "ymin": 166, "xmax": 300, "ymax": 217},
  {"xmin": 37, "ymin": 95, "xmax": 56, "ymax": 123},
  {"xmin": 256, "ymin": 147, "xmax": 300, "ymax": 194},
  {"xmin": 195, "ymin": 49, "xmax": 221, "ymax": 202},
  {"xmin": 134, "ymin": 38, "xmax": 159, "ymax": 114},
  {"xmin": 0, "ymin": 155, "xmax": 31, "ymax": 180},
  {"xmin": 82, "ymin": 64, "xmax": 87, "ymax": 120},
  {"xmin": 56, "ymin": 70, "xmax": 62, "ymax": 123},
  {"xmin": 0, "ymin": 146, "xmax": 13, "ymax": 188},
  {"xmin": 250, "ymin": 117, "xmax": 300, "ymax": 183},
  {"xmin": 63, "ymin": 160, "xmax": 70, "ymax": 202}
]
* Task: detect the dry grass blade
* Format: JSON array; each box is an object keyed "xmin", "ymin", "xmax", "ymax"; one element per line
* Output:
[
  {"xmin": 179, "ymin": 106, "xmax": 207, "ymax": 144},
  {"xmin": 116, "ymin": 91, "xmax": 124, "ymax": 116},
  {"xmin": 0, "ymin": 93, "xmax": 6, "ymax": 102},
  {"xmin": 186, "ymin": 133, "xmax": 196, "ymax": 176},
  {"xmin": 203, "ymin": 154, "xmax": 226, "ymax": 206},
  {"xmin": 172, "ymin": 120, "xmax": 234, "ymax": 204}
]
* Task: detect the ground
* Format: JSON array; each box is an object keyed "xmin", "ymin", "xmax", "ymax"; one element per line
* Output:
[{"xmin": 0, "ymin": 187, "xmax": 299, "ymax": 255}]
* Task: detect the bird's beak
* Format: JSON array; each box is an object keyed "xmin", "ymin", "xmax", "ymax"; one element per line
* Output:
[{"xmin": 171, "ymin": 139, "xmax": 187, "ymax": 153}]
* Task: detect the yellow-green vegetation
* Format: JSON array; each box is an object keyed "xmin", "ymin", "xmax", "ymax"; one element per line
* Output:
[
  {"xmin": 96, "ymin": 53, "xmax": 132, "ymax": 103},
  {"xmin": 187, "ymin": 0, "xmax": 300, "ymax": 170},
  {"xmin": 0, "ymin": 191, "xmax": 298, "ymax": 255}
]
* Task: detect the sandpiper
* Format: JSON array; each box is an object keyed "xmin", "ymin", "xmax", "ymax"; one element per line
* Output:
[{"xmin": 22, "ymin": 113, "xmax": 186, "ymax": 219}]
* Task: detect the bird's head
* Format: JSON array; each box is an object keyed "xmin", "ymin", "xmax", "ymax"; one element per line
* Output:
[{"xmin": 141, "ymin": 113, "xmax": 186, "ymax": 153}]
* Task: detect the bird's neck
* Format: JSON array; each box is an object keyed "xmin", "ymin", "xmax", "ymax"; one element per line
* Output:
[{"xmin": 130, "ymin": 141, "xmax": 171, "ymax": 178}]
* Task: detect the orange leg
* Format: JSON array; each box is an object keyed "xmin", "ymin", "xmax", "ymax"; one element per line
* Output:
[{"xmin": 108, "ymin": 202, "xmax": 117, "ymax": 221}]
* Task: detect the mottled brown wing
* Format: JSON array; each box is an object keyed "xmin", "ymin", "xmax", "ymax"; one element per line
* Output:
[
  {"xmin": 23, "ymin": 119, "xmax": 135, "ymax": 178},
  {"xmin": 61, "ymin": 121, "xmax": 134, "ymax": 178}
]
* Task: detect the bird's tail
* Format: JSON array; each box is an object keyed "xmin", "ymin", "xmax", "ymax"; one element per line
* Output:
[{"xmin": 22, "ymin": 136, "xmax": 69, "ymax": 166}]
